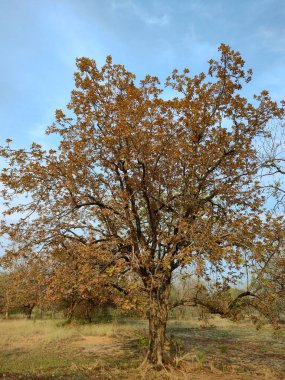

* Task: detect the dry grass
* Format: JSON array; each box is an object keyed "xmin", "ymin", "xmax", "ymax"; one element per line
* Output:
[{"xmin": 0, "ymin": 316, "xmax": 284, "ymax": 379}]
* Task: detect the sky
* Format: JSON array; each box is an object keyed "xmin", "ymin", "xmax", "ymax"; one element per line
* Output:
[{"xmin": 0, "ymin": 0, "xmax": 285, "ymax": 150}]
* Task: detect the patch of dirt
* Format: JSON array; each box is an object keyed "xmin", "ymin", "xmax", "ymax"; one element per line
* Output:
[
  {"xmin": 71, "ymin": 335, "xmax": 125, "ymax": 356},
  {"xmin": 2, "ymin": 336, "xmax": 43, "ymax": 351}
]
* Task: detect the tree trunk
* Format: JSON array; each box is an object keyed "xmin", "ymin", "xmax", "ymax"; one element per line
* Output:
[
  {"xmin": 84, "ymin": 300, "xmax": 94, "ymax": 323},
  {"xmin": 66, "ymin": 301, "xmax": 77, "ymax": 323},
  {"xmin": 4, "ymin": 290, "xmax": 10, "ymax": 319},
  {"xmin": 25, "ymin": 304, "xmax": 35, "ymax": 319},
  {"xmin": 145, "ymin": 281, "xmax": 171, "ymax": 368}
]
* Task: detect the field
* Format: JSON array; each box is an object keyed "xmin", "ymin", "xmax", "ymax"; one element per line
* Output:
[{"xmin": 0, "ymin": 316, "xmax": 285, "ymax": 380}]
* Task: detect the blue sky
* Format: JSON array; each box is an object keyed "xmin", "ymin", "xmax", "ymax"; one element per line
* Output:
[{"xmin": 0, "ymin": 0, "xmax": 285, "ymax": 149}]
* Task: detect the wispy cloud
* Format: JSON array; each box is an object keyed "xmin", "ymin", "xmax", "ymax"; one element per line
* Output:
[
  {"xmin": 252, "ymin": 26, "xmax": 285, "ymax": 54},
  {"xmin": 111, "ymin": 0, "xmax": 170, "ymax": 27}
]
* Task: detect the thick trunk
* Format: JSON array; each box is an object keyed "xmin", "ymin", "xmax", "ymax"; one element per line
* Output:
[
  {"xmin": 146, "ymin": 281, "xmax": 171, "ymax": 368},
  {"xmin": 147, "ymin": 312, "xmax": 167, "ymax": 367}
]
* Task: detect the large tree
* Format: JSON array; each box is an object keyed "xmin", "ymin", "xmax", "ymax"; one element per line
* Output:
[{"xmin": 0, "ymin": 44, "xmax": 284, "ymax": 367}]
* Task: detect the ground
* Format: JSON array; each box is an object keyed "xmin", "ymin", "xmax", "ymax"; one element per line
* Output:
[{"xmin": 0, "ymin": 316, "xmax": 284, "ymax": 379}]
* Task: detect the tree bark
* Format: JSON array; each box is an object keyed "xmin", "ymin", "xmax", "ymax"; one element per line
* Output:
[{"xmin": 146, "ymin": 280, "xmax": 171, "ymax": 368}]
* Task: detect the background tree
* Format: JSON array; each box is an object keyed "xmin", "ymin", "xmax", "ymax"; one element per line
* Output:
[
  {"xmin": 0, "ymin": 242, "xmax": 142, "ymax": 322},
  {"xmin": 0, "ymin": 272, "xmax": 11, "ymax": 319},
  {"xmin": 44, "ymin": 241, "xmax": 142, "ymax": 322},
  {"xmin": 1, "ymin": 44, "xmax": 284, "ymax": 367},
  {"xmin": 0, "ymin": 255, "xmax": 47, "ymax": 318}
]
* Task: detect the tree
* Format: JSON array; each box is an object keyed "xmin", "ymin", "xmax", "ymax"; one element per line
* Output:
[
  {"xmin": 0, "ymin": 242, "xmax": 142, "ymax": 322},
  {"xmin": 44, "ymin": 241, "xmax": 140, "ymax": 322},
  {"xmin": 0, "ymin": 255, "xmax": 48, "ymax": 318},
  {"xmin": 0, "ymin": 272, "xmax": 11, "ymax": 319},
  {"xmin": 0, "ymin": 44, "xmax": 284, "ymax": 367}
]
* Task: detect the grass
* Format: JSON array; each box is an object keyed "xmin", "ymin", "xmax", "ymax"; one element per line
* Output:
[
  {"xmin": 0, "ymin": 318, "xmax": 145, "ymax": 379},
  {"xmin": 0, "ymin": 316, "xmax": 284, "ymax": 379}
]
